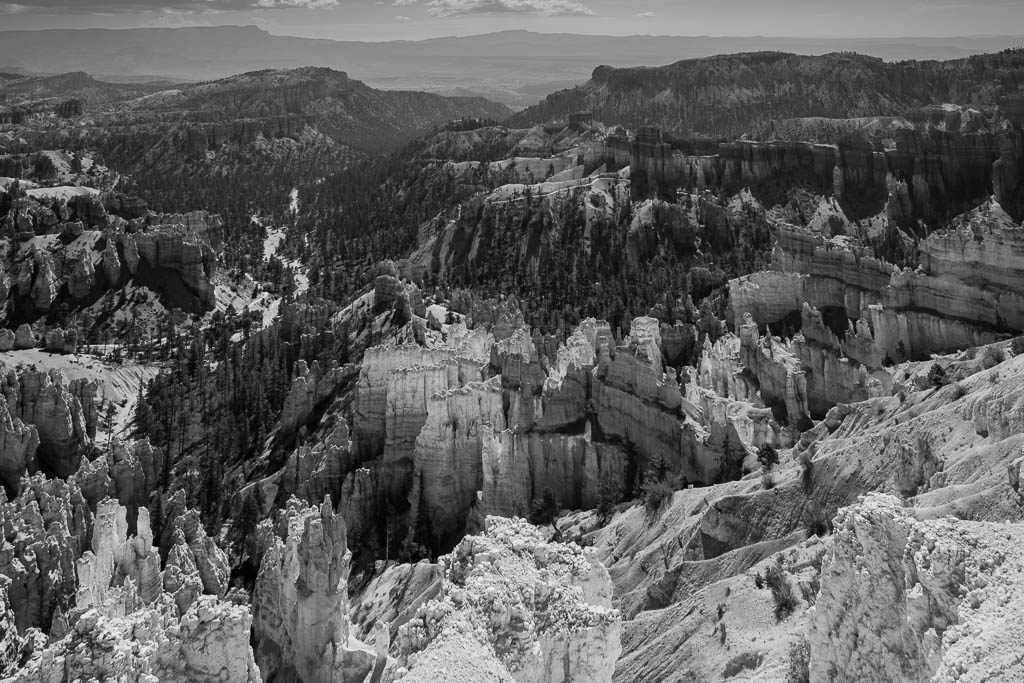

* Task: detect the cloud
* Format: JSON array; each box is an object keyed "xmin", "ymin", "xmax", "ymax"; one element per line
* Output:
[
  {"xmin": 0, "ymin": 0, "xmax": 337, "ymax": 13},
  {"xmin": 425, "ymin": 0, "xmax": 594, "ymax": 17},
  {"xmin": 394, "ymin": 13, "xmax": 411, "ymax": 20},
  {"xmin": 633, "ymin": 10, "xmax": 654, "ymax": 17}
]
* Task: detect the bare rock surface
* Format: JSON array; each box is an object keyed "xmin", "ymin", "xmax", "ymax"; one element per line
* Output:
[
  {"xmin": 7, "ymin": 498, "xmax": 260, "ymax": 682},
  {"xmin": 812, "ymin": 493, "xmax": 1024, "ymax": 682},
  {"xmin": 253, "ymin": 496, "xmax": 382, "ymax": 683},
  {"xmin": 394, "ymin": 516, "xmax": 621, "ymax": 682}
]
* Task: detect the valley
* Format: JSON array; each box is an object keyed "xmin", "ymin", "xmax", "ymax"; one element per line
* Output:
[{"xmin": 0, "ymin": 32, "xmax": 1023, "ymax": 683}]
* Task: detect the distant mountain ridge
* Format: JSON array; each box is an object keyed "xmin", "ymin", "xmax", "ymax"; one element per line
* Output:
[
  {"xmin": 0, "ymin": 71, "xmax": 162, "ymax": 108},
  {"xmin": 1, "ymin": 66, "xmax": 510, "ymax": 152},
  {"xmin": 1, "ymin": 26, "xmax": 1023, "ymax": 107},
  {"xmin": 510, "ymin": 49, "xmax": 1024, "ymax": 136},
  {"xmin": 136, "ymin": 66, "xmax": 512, "ymax": 151}
]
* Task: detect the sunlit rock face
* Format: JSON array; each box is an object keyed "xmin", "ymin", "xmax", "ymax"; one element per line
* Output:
[
  {"xmin": 6, "ymin": 498, "xmax": 259, "ymax": 683},
  {"xmin": 339, "ymin": 309, "xmax": 756, "ymax": 559},
  {"xmin": 731, "ymin": 216, "xmax": 1021, "ymax": 362},
  {"xmin": 812, "ymin": 494, "xmax": 1024, "ymax": 683},
  {"xmin": 253, "ymin": 497, "xmax": 382, "ymax": 683},
  {"xmin": 394, "ymin": 516, "xmax": 621, "ymax": 683}
]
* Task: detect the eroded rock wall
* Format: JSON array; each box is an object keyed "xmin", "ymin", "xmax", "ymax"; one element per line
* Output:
[{"xmin": 253, "ymin": 497, "xmax": 381, "ymax": 683}]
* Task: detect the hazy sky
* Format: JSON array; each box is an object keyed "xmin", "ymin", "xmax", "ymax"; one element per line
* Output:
[{"xmin": 1, "ymin": 0, "xmax": 1022, "ymax": 41}]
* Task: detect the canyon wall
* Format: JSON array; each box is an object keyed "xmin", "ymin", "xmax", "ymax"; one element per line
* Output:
[
  {"xmin": 0, "ymin": 184, "xmax": 220, "ymax": 322},
  {"xmin": 337, "ymin": 312, "xmax": 759, "ymax": 557}
]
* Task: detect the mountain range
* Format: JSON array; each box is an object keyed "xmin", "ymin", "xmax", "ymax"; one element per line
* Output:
[{"xmin": 1, "ymin": 26, "xmax": 1024, "ymax": 107}]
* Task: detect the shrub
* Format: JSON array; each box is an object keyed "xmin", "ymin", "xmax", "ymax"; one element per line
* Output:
[
  {"xmin": 981, "ymin": 346, "xmax": 1006, "ymax": 369},
  {"xmin": 799, "ymin": 450, "xmax": 815, "ymax": 493},
  {"xmin": 722, "ymin": 651, "xmax": 763, "ymax": 678},
  {"xmin": 753, "ymin": 572, "xmax": 764, "ymax": 589},
  {"xmin": 761, "ymin": 472, "xmax": 776, "ymax": 490},
  {"xmin": 765, "ymin": 562, "xmax": 798, "ymax": 621},
  {"xmin": 529, "ymin": 488, "xmax": 560, "ymax": 525},
  {"xmin": 642, "ymin": 478, "xmax": 674, "ymax": 516},
  {"xmin": 757, "ymin": 443, "xmax": 780, "ymax": 472},
  {"xmin": 804, "ymin": 502, "xmax": 831, "ymax": 538},
  {"xmin": 951, "ymin": 382, "xmax": 967, "ymax": 400},
  {"xmin": 927, "ymin": 363, "xmax": 948, "ymax": 388},
  {"xmin": 1012, "ymin": 336, "xmax": 1024, "ymax": 356},
  {"xmin": 595, "ymin": 477, "xmax": 618, "ymax": 526},
  {"xmin": 786, "ymin": 638, "xmax": 811, "ymax": 683},
  {"xmin": 448, "ymin": 553, "xmax": 472, "ymax": 586}
]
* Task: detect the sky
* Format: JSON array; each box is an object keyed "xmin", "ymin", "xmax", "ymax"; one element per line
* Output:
[{"xmin": 1, "ymin": 0, "xmax": 1023, "ymax": 41}]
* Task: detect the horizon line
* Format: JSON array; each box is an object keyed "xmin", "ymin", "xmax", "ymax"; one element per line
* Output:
[{"xmin": 0, "ymin": 24, "xmax": 1023, "ymax": 43}]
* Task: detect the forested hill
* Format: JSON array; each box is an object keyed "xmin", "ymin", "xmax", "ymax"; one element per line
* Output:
[
  {"xmin": 141, "ymin": 67, "xmax": 512, "ymax": 152},
  {"xmin": 509, "ymin": 49, "xmax": 1024, "ymax": 136}
]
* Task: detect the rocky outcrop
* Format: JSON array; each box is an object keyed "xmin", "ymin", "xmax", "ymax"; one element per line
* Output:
[
  {"xmin": 276, "ymin": 416, "xmax": 355, "ymax": 505},
  {"xmin": 9, "ymin": 595, "xmax": 260, "ymax": 683},
  {"xmin": 343, "ymin": 312, "xmax": 754, "ymax": 559},
  {"xmin": 0, "ymin": 366, "xmax": 96, "ymax": 478},
  {"xmin": 100, "ymin": 237, "xmax": 121, "ymax": 283},
  {"xmin": 77, "ymin": 440, "xmax": 161, "ymax": 530},
  {"xmin": 0, "ymin": 474, "xmax": 87, "ymax": 632},
  {"xmin": 404, "ymin": 171, "xmax": 631, "ymax": 286},
  {"xmin": 0, "ymin": 188, "xmax": 221, "ymax": 325},
  {"xmin": 253, "ymin": 497, "xmax": 381, "ymax": 683},
  {"xmin": 518, "ymin": 50, "xmax": 1024, "ymax": 161},
  {"xmin": 43, "ymin": 327, "xmax": 77, "ymax": 354},
  {"xmin": 28, "ymin": 254, "xmax": 58, "ymax": 312},
  {"xmin": 123, "ymin": 219, "xmax": 217, "ymax": 309},
  {"xmin": 350, "ymin": 561, "xmax": 444, "ymax": 643},
  {"xmin": 352, "ymin": 325, "xmax": 493, "ymax": 462},
  {"xmin": 395, "ymin": 516, "xmax": 621, "ymax": 682},
  {"xmin": 698, "ymin": 309, "xmax": 891, "ymax": 424},
  {"xmin": 410, "ymin": 376, "xmax": 506, "ymax": 547},
  {"xmin": 279, "ymin": 359, "xmax": 352, "ymax": 437},
  {"xmin": 12, "ymin": 325, "xmax": 34, "ymax": 350},
  {"xmin": 729, "ymin": 215, "xmax": 1019, "ymax": 369},
  {"xmin": 0, "ymin": 396, "xmax": 39, "ymax": 494},
  {"xmin": 0, "ymin": 578, "xmax": 24, "ymax": 678},
  {"xmin": 812, "ymin": 494, "xmax": 1024, "ymax": 682},
  {"xmin": 10, "ymin": 497, "xmax": 260, "ymax": 683},
  {"xmin": 75, "ymin": 499, "xmax": 162, "ymax": 610}
]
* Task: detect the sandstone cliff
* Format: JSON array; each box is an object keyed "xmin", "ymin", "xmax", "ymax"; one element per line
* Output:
[{"xmin": 253, "ymin": 496, "xmax": 381, "ymax": 682}]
